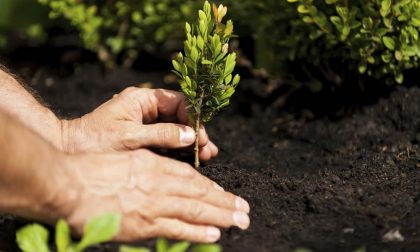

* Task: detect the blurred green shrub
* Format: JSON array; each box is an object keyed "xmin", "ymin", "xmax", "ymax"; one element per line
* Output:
[
  {"xmin": 0, "ymin": 0, "xmax": 50, "ymax": 50},
  {"xmin": 225, "ymin": 0, "xmax": 420, "ymax": 89},
  {"xmin": 38, "ymin": 0, "xmax": 200, "ymax": 68}
]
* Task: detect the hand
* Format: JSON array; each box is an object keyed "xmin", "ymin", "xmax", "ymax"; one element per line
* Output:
[
  {"xmin": 60, "ymin": 149, "xmax": 250, "ymax": 243},
  {"xmin": 61, "ymin": 88, "xmax": 218, "ymax": 161}
]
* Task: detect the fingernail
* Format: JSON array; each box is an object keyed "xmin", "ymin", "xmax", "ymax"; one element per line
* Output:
[
  {"xmin": 233, "ymin": 211, "xmax": 250, "ymax": 230},
  {"xmin": 180, "ymin": 127, "xmax": 195, "ymax": 144},
  {"xmin": 206, "ymin": 227, "xmax": 221, "ymax": 242},
  {"xmin": 213, "ymin": 183, "xmax": 225, "ymax": 191},
  {"xmin": 235, "ymin": 197, "xmax": 250, "ymax": 213}
]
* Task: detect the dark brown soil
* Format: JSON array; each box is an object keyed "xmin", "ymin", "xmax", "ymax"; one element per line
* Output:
[{"xmin": 1, "ymin": 61, "xmax": 420, "ymax": 252}]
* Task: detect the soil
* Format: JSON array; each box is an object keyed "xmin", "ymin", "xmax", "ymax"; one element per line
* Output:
[{"xmin": 1, "ymin": 52, "xmax": 420, "ymax": 252}]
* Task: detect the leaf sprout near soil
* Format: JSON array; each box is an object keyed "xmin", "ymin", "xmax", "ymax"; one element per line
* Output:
[
  {"xmin": 172, "ymin": 1, "xmax": 240, "ymax": 169},
  {"xmin": 16, "ymin": 213, "xmax": 221, "ymax": 252}
]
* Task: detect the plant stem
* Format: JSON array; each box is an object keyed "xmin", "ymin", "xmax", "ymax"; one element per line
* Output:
[
  {"xmin": 194, "ymin": 92, "xmax": 204, "ymax": 169},
  {"xmin": 194, "ymin": 111, "xmax": 200, "ymax": 169}
]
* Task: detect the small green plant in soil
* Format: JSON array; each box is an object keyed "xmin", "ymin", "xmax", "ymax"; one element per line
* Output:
[
  {"xmin": 16, "ymin": 214, "xmax": 221, "ymax": 252},
  {"xmin": 172, "ymin": 1, "xmax": 240, "ymax": 168},
  {"xmin": 16, "ymin": 213, "xmax": 121, "ymax": 252},
  {"xmin": 120, "ymin": 238, "xmax": 221, "ymax": 252}
]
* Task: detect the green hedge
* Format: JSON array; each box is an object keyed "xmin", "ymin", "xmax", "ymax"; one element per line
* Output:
[
  {"xmin": 226, "ymin": 0, "xmax": 420, "ymax": 89},
  {"xmin": 38, "ymin": 0, "xmax": 200, "ymax": 68}
]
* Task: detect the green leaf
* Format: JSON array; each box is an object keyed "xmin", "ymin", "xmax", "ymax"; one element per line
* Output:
[
  {"xmin": 168, "ymin": 241, "xmax": 190, "ymax": 252},
  {"xmin": 297, "ymin": 5, "xmax": 309, "ymax": 14},
  {"xmin": 119, "ymin": 245, "xmax": 151, "ymax": 252},
  {"xmin": 380, "ymin": 0, "xmax": 391, "ymax": 17},
  {"xmin": 56, "ymin": 219, "xmax": 71, "ymax": 252},
  {"xmin": 225, "ymin": 74, "xmax": 232, "ymax": 84},
  {"xmin": 395, "ymin": 72, "xmax": 404, "ymax": 84},
  {"xmin": 75, "ymin": 213, "xmax": 121, "ymax": 252},
  {"xmin": 382, "ymin": 36, "xmax": 396, "ymax": 50},
  {"xmin": 191, "ymin": 244, "xmax": 221, "ymax": 252},
  {"xmin": 324, "ymin": 0, "xmax": 338, "ymax": 4},
  {"xmin": 330, "ymin": 16, "xmax": 342, "ymax": 30},
  {"xmin": 294, "ymin": 248, "xmax": 313, "ymax": 252},
  {"xmin": 157, "ymin": 238, "xmax": 169, "ymax": 252},
  {"xmin": 172, "ymin": 60, "xmax": 181, "ymax": 72},
  {"xmin": 185, "ymin": 22, "xmax": 191, "ymax": 34},
  {"xmin": 16, "ymin": 223, "xmax": 50, "ymax": 252},
  {"xmin": 336, "ymin": 6, "xmax": 348, "ymax": 21},
  {"xmin": 197, "ymin": 36, "xmax": 204, "ymax": 51},
  {"xmin": 201, "ymin": 59, "xmax": 213, "ymax": 65},
  {"xmin": 224, "ymin": 20, "xmax": 233, "ymax": 37},
  {"xmin": 232, "ymin": 74, "xmax": 240, "ymax": 87},
  {"xmin": 191, "ymin": 47, "xmax": 199, "ymax": 63}
]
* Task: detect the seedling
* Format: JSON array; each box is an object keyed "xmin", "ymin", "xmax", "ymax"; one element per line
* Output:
[
  {"xmin": 172, "ymin": 1, "xmax": 240, "ymax": 168},
  {"xmin": 16, "ymin": 213, "xmax": 121, "ymax": 252},
  {"xmin": 16, "ymin": 215, "xmax": 222, "ymax": 252}
]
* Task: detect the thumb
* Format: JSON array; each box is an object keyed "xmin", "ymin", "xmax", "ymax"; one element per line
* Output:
[{"xmin": 135, "ymin": 123, "xmax": 196, "ymax": 148}]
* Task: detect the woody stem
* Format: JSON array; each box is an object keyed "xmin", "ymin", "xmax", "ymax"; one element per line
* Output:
[{"xmin": 194, "ymin": 92, "xmax": 204, "ymax": 169}]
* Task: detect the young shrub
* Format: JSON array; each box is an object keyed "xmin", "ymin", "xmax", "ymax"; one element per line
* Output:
[
  {"xmin": 172, "ymin": 1, "xmax": 240, "ymax": 168},
  {"xmin": 38, "ymin": 0, "xmax": 200, "ymax": 68}
]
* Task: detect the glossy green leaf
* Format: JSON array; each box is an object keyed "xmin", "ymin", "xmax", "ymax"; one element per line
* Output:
[{"xmin": 383, "ymin": 36, "xmax": 396, "ymax": 50}]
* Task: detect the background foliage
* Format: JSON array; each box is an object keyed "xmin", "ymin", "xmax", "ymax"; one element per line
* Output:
[
  {"xmin": 1, "ymin": 0, "xmax": 420, "ymax": 88},
  {"xmin": 37, "ymin": 0, "xmax": 200, "ymax": 68}
]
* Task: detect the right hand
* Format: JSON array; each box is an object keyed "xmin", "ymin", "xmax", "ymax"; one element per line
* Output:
[{"xmin": 59, "ymin": 149, "xmax": 250, "ymax": 243}]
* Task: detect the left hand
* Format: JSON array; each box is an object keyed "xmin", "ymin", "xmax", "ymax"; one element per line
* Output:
[{"xmin": 61, "ymin": 88, "xmax": 218, "ymax": 161}]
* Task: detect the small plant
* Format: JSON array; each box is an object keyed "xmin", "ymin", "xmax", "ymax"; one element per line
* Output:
[
  {"xmin": 120, "ymin": 237, "xmax": 221, "ymax": 252},
  {"xmin": 16, "ymin": 213, "xmax": 121, "ymax": 252},
  {"xmin": 16, "ymin": 215, "xmax": 222, "ymax": 252},
  {"xmin": 172, "ymin": 1, "xmax": 240, "ymax": 168}
]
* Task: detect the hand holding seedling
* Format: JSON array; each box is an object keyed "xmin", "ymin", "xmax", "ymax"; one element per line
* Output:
[
  {"xmin": 0, "ymin": 68, "xmax": 217, "ymax": 160},
  {"xmin": 61, "ymin": 88, "xmax": 218, "ymax": 161},
  {"xmin": 172, "ymin": 1, "xmax": 240, "ymax": 168}
]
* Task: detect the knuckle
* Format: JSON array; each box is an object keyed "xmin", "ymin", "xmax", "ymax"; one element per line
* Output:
[
  {"xmin": 156, "ymin": 127, "xmax": 177, "ymax": 145},
  {"xmin": 121, "ymin": 131, "xmax": 139, "ymax": 150},
  {"xmin": 188, "ymin": 201, "xmax": 204, "ymax": 221},
  {"xmin": 167, "ymin": 223, "xmax": 185, "ymax": 240},
  {"xmin": 121, "ymin": 86, "xmax": 138, "ymax": 95},
  {"xmin": 194, "ymin": 182, "xmax": 209, "ymax": 199}
]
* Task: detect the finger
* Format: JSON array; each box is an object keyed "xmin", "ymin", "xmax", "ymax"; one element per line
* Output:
[
  {"xmin": 130, "ymin": 123, "xmax": 196, "ymax": 149},
  {"xmin": 153, "ymin": 89, "xmax": 189, "ymax": 123},
  {"xmin": 155, "ymin": 197, "xmax": 250, "ymax": 230},
  {"xmin": 199, "ymin": 146, "xmax": 212, "ymax": 161},
  {"xmin": 136, "ymin": 172, "xmax": 208, "ymax": 198},
  {"xmin": 153, "ymin": 218, "xmax": 221, "ymax": 243},
  {"xmin": 198, "ymin": 125, "xmax": 209, "ymax": 147},
  {"xmin": 132, "ymin": 149, "xmax": 195, "ymax": 178},
  {"xmin": 208, "ymin": 141, "xmax": 219, "ymax": 157}
]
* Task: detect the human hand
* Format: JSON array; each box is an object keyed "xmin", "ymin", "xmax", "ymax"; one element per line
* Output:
[
  {"xmin": 59, "ymin": 149, "xmax": 250, "ymax": 243},
  {"xmin": 61, "ymin": 88, "xmax": 218, "ymax": 161}
]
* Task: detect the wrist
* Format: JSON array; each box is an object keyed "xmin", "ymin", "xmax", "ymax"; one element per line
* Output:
[
  {"xmin": 60, "ymin": 117, "xmax": 86, "ymax": 154},
  {"xmin": 41, "ymin": 153, "xmax": 82, "ymax": 223}
]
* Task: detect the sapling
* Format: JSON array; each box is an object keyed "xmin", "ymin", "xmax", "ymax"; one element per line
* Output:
[{"xmin": 172, "ymin": 1, "xmax": 240, "ymax": 168}]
